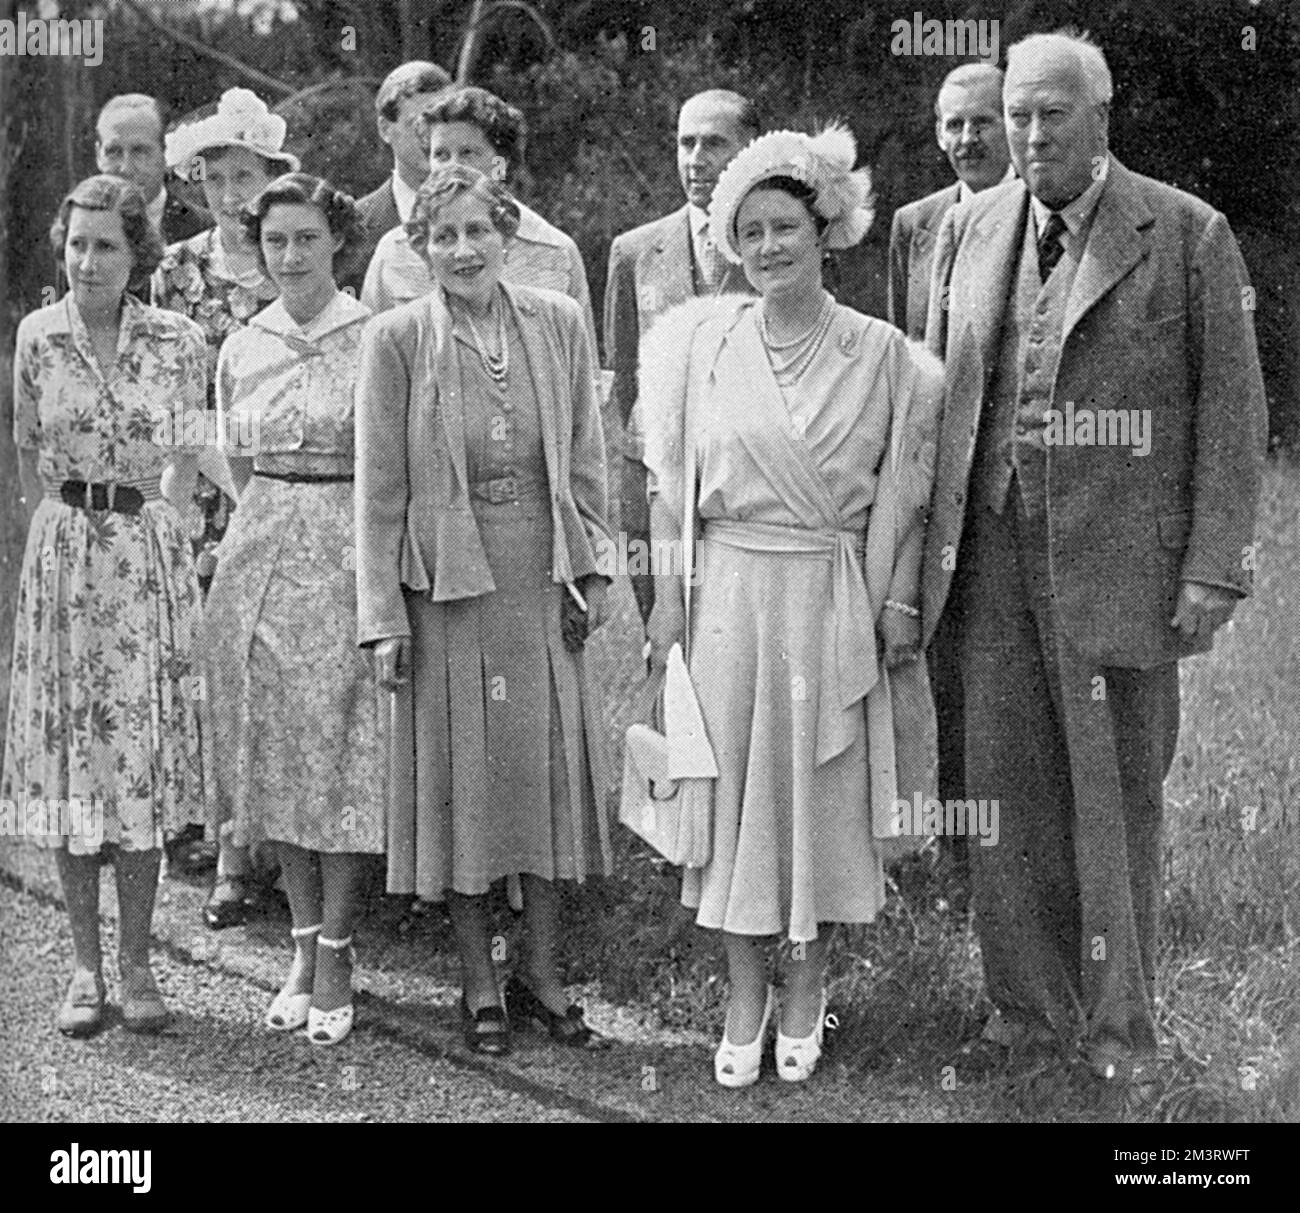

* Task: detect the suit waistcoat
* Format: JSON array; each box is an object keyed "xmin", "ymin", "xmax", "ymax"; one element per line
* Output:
[{"xmin": 974, "ymin": 212, "xmax": 1080, "ymax": 516}]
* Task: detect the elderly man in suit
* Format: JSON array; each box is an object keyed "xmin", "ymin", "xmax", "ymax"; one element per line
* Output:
[
  {"xmin": 922, "ymin": 31, "xmax": 1266, "ymax": 1083},
  {"xmin": 342, "ymin": 61, "xmax": 453, "ymax": 296},
  {"xmin": 95, "ymin": 95, "xmax": 210, "ymax": 246},
  {"xmin": 604, "ymin": 90, "xmax": 757, "ymax": 622},
  {"xmin": 890, "ymin": 64, "xmax": 1010, "ymax": 871}
]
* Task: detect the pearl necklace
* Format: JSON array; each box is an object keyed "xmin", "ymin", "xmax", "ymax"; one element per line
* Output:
[
  {"xmin": 464, "ymin": 296, "xmax": 508, "ymax": 385},
  {"xmin": 760, "ymin": 294, "xmax": 834, "ymax": 386}
]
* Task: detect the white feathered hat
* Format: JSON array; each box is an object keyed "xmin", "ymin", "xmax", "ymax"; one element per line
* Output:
[
  {"xmin": 165, "ymin": 88, "xmax": 300, "ymax": 174},
  {"xmin": 709, "ymin": 123, "xmax": 874, "ymax": 263}
]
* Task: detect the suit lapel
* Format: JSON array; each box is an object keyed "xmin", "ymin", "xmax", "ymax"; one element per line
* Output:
[
  {"xmin": 969, "ymin": 184, "xmax": 1030, "ymax": 374},
  {"xmin": 1062, "ymin": 162, "xmax": 1153, "ymax": 345},
  {"xmin": 644, "ymin": 207, "xmax": 696, "ymax": 313}
]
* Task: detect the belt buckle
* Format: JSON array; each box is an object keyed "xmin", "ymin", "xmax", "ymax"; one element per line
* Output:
[
  {"xmin": 82, "ymin": 481, "xmax": 93, "ymax": 511},
  {"xmin": 490, "ymin": 475, "xmax": 517, "ymax": 504},
  {"xmin": 106, "ymin": 482, "xmax": 117, "ymax": 513}
]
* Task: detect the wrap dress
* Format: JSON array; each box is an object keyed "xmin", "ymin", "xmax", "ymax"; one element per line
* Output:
[{"xmin": 646, "ymin": 298, "xmax": 941, "ymax": 942}]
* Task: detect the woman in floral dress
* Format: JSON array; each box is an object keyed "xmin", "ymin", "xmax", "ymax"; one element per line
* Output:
[
  {"xmin": 149, "ymin": 88, "xmax": 297, "ymax": 928},
  {"xmin": 4, "ymin": 175, "xmax": 209, "ymax": 1035},
  {"xmin": 204, "ymin": 174, "xmax": 382, "ymax": 1046}
]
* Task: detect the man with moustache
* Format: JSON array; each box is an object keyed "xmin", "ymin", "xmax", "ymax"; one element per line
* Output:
[
  {"xmin": 95, "ymin": 94, "xmax": 210, "ymax": 245},
  {"xmin": 342, "ymin": 61, "xmax": 453, "ymax": 296},
  {"xmin": 890, "ymin": 63, "xmax": 1010, "ymax": 342},
  {"xmin": 604, "ymin": 90, "xmax": 757, "ymax": 621},
  {"xmin": 922, "ymin": 31, "xmax": 1266, "ymax": 1084},
  {"xmin": 889, "ymin": 64, "xmax": 1011, "ymax": 873}
]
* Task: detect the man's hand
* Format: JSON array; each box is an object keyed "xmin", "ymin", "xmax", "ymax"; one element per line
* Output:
[
  {"xmin": 879, "ymin": 606, "xmax": 922, "ymax": 668},
  {"xmin": 1172, "ymin": 580, "xmax": 1239, "ymax": 643},
  {"xmin": 373, "ymin": 637, "xmax": 410, "ymax": 690}
]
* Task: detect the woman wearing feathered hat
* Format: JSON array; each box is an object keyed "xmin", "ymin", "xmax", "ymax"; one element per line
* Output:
[
  {"xmin": 642, "ymin": 124, "xmax": 943, "ymax": 1086},
  {"xmin": 150, "ymin": 88, "xmax": 299, "ymax": 929}
]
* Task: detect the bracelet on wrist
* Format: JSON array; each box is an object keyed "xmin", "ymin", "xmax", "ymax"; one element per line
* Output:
[{"xmin": 884, "ymin": 598, "xmax": 921, "ymax": 619}]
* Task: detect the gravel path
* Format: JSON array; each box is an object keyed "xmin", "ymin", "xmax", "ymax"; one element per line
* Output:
[
  {"xmin": 0, "ymin": 851, "xmax": 964, "ymax": 1122},
  {"xmin": 0, "ymin": 884, "xmax": 589, "ymax": 1123}
]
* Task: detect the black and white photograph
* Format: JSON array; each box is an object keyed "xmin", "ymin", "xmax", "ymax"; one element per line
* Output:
[{"xmin": 0, "ymin": 0, "xmax": 1296, "ymax": 1158}]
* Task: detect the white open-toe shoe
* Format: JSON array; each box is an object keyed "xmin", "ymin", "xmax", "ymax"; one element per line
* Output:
[
  {"xmin": 714, "ymin": 985, "xmax": 775, "ymax": 1088},
  {"xmin": 265, "ymin": 923, "xmax": 321, "ymax": 1031},
  {"xmin": 306, "ymin": 934, "xmax": 354, "ymax": 1046},
  {"xmin": 776, "ymin": 990, "xmax": 827, "ymax": 1082}
]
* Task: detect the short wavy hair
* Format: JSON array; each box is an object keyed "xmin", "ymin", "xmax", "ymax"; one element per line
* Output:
[
  {"xmin": 748, "ymin": 174, "xmax": 830, "ymax": 239},
  {"xmin": 421, "ymin": 86, "xmax": 526, "ymax": 169},
  {"xmin": 50, "ymin": 174, "xmax": 164, "ymax": 298},
  {"xmin": 406, "ymin": 163, "xmax": 521, "ymax": 263},
  {"xmin": 241, "ymin": 172, "xmax": 363, "ymax": 280}
]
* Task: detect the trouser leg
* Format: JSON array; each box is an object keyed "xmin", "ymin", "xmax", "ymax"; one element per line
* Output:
[
  {"xmin": 960, "ymin": 499, "xmax": 1081, "ymax": 1042},
  {"xmin": 621, "ymin": 456, "xmax": 654, "ymax": 624}
]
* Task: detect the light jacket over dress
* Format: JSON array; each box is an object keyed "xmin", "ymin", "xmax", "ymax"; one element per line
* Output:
[
  {"xmin": 354, "ymin": 281, "xmax": 615, "ymax": 892},
  {"xmin": 642, "ymin": 295, "xmax": 943, "ymax": 938}
]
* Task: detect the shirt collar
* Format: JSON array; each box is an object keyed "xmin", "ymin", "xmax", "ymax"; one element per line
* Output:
[
  {"xmin": 146, "ymin": 187, "xmax": 166, "ymax": 234},
  {"xmin": 1030, "ymin": 153, "xmax": 1110, "ymax": 241},
  {"xmin": 251, "ymin": 289, "xmax": 370, "ymax": 342},
  {"xmin": 60, "ymin": 292, "xmax": 161, "ymax": 377},
  {"xmin": 688, "ymin": 203, "xmax": 712, "ymax": 249},
  {"xmin": 205, "ymin": 228, "xmax": 278, "ymax": 296},
  {"xmin": 957, "ymin": 162, "xmax": 1015, "ymax": 205},
  {"xmin": 392, "ymin": 169, "xmax": 418, "ymax": 225}
]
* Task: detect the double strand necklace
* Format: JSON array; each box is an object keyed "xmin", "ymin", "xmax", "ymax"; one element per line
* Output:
[
  {"xmin": 463, "ymin": 293, "xmax": 509, "ymax": 385},
  {"xmin": 760, "ymin": 292, "xmax": 834, "ymax": 387}
]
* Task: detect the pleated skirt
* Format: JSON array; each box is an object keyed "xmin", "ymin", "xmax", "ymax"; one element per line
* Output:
[{"xmin": 384, "ymin": 496, "xmax": 612, "ymax": 898}]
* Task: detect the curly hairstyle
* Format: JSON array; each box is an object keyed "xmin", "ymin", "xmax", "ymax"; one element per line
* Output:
[
  {"xmin": 743, "ymin": 174, "xmax": 830, "ymax": 238},
  {"xmin": 241, "ymin": 172, "xmax": 363, "ymax": 280},
  {"xmin": 405, "ymin": 163, "xmax": 521, "ymax": 263},
  {"xmin": 50, "ymin": 174, "xmax": 164, "ymax": 298},
  {"xmin": 421, "ymin": 86, "xmax": 526, "ymax": 170}
]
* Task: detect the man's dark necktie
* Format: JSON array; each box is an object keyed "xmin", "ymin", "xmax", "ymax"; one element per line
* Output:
[{"xmin": 1038, "ymin": 211, "xmax": 1067, "ymax": 283}]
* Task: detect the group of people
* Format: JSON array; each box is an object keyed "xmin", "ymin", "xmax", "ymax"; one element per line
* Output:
[{"xmin": 4, "ymin": 28, "xmax": 1266, "ymax": 1093}]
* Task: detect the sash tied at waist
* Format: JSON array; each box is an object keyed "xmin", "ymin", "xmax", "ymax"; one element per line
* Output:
[{"xmin": 702, "ymin": 518, "xmax": 877, "ymax": 766}]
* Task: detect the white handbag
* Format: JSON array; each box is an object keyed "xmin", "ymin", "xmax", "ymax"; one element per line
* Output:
[
  {"xmin": 619, "ymin": 642, "xmax": 716, "ymax": 866},
  {"xmin": 618, "ymin": 367, "xmax": 716, "ymax": 868}
]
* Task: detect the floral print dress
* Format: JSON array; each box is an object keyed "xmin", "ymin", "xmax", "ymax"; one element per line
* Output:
[
  {"xmin": 203, "ymin": 292, "xmax": 384, "ymax": 854},
  {"xmin": 150, "ymin": 227, "xmax": 278, "ymax": 589},
  {"xmin": 2, "ymin": 295, "xmax": 210, "ymax": 855}
]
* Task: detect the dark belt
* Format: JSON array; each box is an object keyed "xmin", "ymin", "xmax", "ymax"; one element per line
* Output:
[
  {"xmin": 254, "ymin": 470, "xmax": 354, "ymax": 484},
  {"xmin": 60, "ymin": 480, "xmax": 145, "ymax": 515}
]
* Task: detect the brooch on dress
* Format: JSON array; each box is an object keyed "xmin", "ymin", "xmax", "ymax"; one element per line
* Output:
[{"xmin": 838, "ymin": 327, "xmax": 859, "ymax": 357}]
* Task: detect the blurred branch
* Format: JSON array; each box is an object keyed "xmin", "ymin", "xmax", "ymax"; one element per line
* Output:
[
  {"xmin": 456, "ymin": 0, "xmax": 557, "ymax": 84},
  {"xmin": 116, "ymin": 0, "xmax": 296, "ymax": 97},
  {"xmin": 275, "ymin": 74, "xmax": 382, "ymax": 112}
]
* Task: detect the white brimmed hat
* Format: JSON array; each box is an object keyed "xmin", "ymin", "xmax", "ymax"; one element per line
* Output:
[
  {"xmin": 165, "ymin": 88, "xmax": 300, "ymax": 174},
  {"xmin": 709, "ymin": 123, "xmax": 874, "ymax": 263}
]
